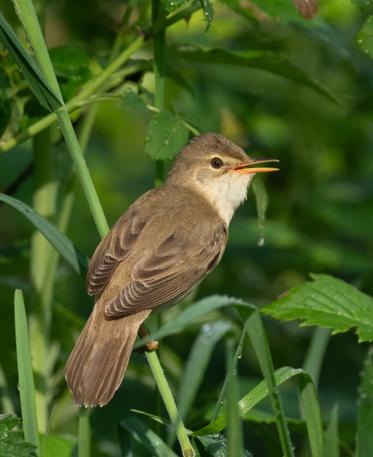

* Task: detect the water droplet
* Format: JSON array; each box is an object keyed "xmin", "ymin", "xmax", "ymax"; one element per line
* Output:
[{"xmin": 257, "ymin": 236, "xmax": 265, "ymax": 247}]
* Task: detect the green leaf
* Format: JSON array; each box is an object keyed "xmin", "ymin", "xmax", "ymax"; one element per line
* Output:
[
  {"xmin": 356, "ymin": 16, "xmax": 373, "ymax": 59},
  {"xmin": 262, "ymin": 274, "xmax": 373, "ymax": 342},
  {"xmin": 225, "ymin": 340, "xmax": 245, "ymax": 457},
  {"xmin": 243, "ymin": 310, "xmax": 294, "ymax": 457},
  {"xmin": 134, "ymin": 295, "xmax": 254, "ymax": 348},
  {"xmin": 199, "ymin": 0, "xmax": 214, "ymax": 30},
  {"xmin": 119, "ymin": 416, "xmax": 178, "ymax": 457},
  {"xmin": 14, "ymin": 290, "xmax": 39, "ymax": 453},
  {"xmin": 0, "ymin": 13, "xmax": 62, "ymax": 111},
  {"xmin": 40, "ymin": 434, "xmax": 75, "ymax": 457},
  {"xmin": 357, "ymin": 347, "xmax": 373, "ymax": 456},
  {"xmin": 173, "ymin": 45, "xmax": 340, "ymax": 105},
  {"xmin": 0, "ymin": 193, "xmax": 88, "ymax": 275},
  {"xmin": 49, "ymin": 46, "xmax": 91, "ymax": 80},
  {"xmin": 196, "ymin": 433, "xmax": 253, "ymax": 457},
  {"xmin": 252, "ymin": 176, "xmax": 268, "ymax": 245},
  {"xmin": 178, "ymin": 321, "xmax": 231, "ymax": 420},
  {"xmin": 145, "ymin": 109, "xmax": 189, "ymax": 160},
  {"xmin": 120, "ymin": 87, "xmax": 149, "ymax": 116},
  {"xmin": 0, "ymin": 414, "xmax": 36, "ymax": 457},
  {"xmin": 325, "ymin": 405, "xmax": 339, "ymax": 457},
  {"xmin": 211, "ymin": 323, "xmax": 247, "ymax": 420},
  {"xmin": 303, "ymin": 327, "xmax": 330, "ymax": 387},
  {"xmin": 193, "ymin": 365, "xmax": 323, "ymax": 457},
  {"xmin": 161, "ymin": 0, "xmax": 188, "ymax": 13}
]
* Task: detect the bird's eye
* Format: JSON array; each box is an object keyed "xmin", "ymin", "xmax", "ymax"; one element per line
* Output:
[{"xmin": 211, "ymin": 157, "xmax": 223, "ymax": 169}]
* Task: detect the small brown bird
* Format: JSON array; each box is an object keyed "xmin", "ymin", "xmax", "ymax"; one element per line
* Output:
[{"xmin": 65, "ymin": 133, "xmax": 279, "ymax": 407}]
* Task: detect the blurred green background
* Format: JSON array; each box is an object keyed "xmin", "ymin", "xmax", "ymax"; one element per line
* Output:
[{"xmin": 1, "ymin": 0, "xmax": 373, "ymax": 455}]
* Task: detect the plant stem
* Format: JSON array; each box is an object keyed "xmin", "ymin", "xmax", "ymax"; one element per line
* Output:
[
  {"xmin": 152, "ymin": 0, "xmax": 166, "ymax": 185},
  {"xmin": 78, "ymin": 409, "xmax": 91, "ymax": 457},
  {"xmin": 146, "ymin": 351, "xmax": 194, "ymax": 457},
  {"xmin": 12, "ymin": 3, "xmax": 193, "ymax": 455},
  {"xmin": 30, "ymin": 127, "xmax": 56, "ymax": 432},
  {"xmin": 0, "ymin": 59, "xmax": 144, "ymax": 153},
  {"xmin": 55, "ymin": 107, "xmax": 109, "ymax": 237},
  {"xmin": 14, "ymin": 290, "xmax": 40, "ymax": 454}
]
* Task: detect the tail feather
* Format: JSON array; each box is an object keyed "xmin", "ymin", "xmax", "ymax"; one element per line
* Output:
[{"xmin": 65, "ymin": 303, "xmax": 150, "ymax": 407}]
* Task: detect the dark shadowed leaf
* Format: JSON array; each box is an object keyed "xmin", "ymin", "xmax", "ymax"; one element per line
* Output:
[
  {"xmin": 0, "ymin": 414, "xmax": 36, "ymax": 457},
  {"xmin": 0, "ymin": 13, "xmax": 62, "ymax": 112},
  {"xmin": 0, "ymin": 193, "xmax": 88, "ymax": 275},
  {"xmin": 145, "ymin": 109, "xmax": 189, "ymax": 160},
  {"xmin": 119, "ymin": 416, "xmax": 178, "ymax": 457},
  {"xmin": 263, "ymin": 274, "xmax": 373, "ymax": 342},
  {"xmin": 173, "ymin": 45, "xmax": 340, "ymax": 105},
  {"xmin": 356, "ymin": 16, "xmax": 373, "ymax": 59},
  {"xmin": 161, "ymin": 0, "xmax": 188, "ymax": 13},
  {"xmin": 199, "ymin": 0, "xmax": 214, "ymax": 30}
]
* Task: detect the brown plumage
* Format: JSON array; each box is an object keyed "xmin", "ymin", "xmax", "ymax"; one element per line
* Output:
[{"xmin": 65, "ymin": 133, "xmax": 278, "ymax": 407}]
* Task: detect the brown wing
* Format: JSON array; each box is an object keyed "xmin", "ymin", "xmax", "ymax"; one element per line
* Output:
[
  {"xmin": 104, "ymin": 225, "xmax": 227, "ymax": 318},
  {"xmin": 87, "ymin": 208, "xmax": 147, "ymax": 298}
]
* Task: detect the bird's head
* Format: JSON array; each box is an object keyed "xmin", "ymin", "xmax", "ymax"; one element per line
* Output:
[{"xmin": 167, "ymin": 133, "xmax": 279, "ymax": 224}]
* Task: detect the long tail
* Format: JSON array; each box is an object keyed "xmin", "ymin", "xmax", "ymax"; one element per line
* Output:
[{"xmin": 65, "ymin": 302, "xmax": 150, "ymax": 407}]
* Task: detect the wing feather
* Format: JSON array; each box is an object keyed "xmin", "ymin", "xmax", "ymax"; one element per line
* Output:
[
  {"xmin": 87, "ymin": 209, "xmax": 146, "ymax": 297},
  {"xmin": 105, "ymin": 226, "xmax": 227, "ymax": 318}
]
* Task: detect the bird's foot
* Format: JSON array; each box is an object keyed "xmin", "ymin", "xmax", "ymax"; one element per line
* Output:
[{"xmin": 135, "ymin": 324, "xmax": 159, "ymax": 353}]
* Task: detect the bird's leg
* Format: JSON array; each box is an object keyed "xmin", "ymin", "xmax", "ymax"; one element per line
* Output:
[{"xmin": 135, "ymin": 324, "xmax": 159, "ymax": 352}]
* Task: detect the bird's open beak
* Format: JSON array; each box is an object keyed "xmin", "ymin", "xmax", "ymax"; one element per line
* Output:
[{"xmin": 233, "ymin": 158, "xmax": 280, "ymax": 174}]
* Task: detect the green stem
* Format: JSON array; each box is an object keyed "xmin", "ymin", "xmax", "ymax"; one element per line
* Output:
[
  {"xmin": 78, "ymin": 409, "xmax": 91, "ymax": 457},
  {"xmin": 30, "ymin": 127, "xmax": 56, "ymax": 432},
  {"xmin": 0, "ymin": 59, "xmax": 144, "ymax": 153},
  {"xmin": 55, "ymin": 107, "xmax": 109, "ymax": 237},
  {"xmin": 152, "ymin": 0, "xmax": 166, "ymax": 185},
  {"xmin": 14, "ymin": 290, "xmax": 40, "ymax": 454},
  {"xmin": 12, "ymin": 2, "xmax": 193, "ymax": 455},
  {"xmin": 146, "ymin": 352, "xmax": 194, "ymax": 457}
]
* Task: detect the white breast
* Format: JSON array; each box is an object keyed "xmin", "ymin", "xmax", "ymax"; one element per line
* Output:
[{"xmin": 195, "ymin": 173, "xmax": 253, "ymax": 225}]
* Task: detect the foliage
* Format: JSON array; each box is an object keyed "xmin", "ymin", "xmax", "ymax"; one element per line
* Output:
[
  {"xmin": 0, "ymin": 414, "xmax": 36, "ymax": 457},
  {"xmin": 0, "ymin": 0, "xmax": 373, "ymax": 455},
  {"xmin": 263, "ymin": 274, "xmax": 373, "ymax": 342}
]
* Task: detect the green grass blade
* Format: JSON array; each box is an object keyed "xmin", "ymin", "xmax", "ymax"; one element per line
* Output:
[
  {"xmin": 211, "ymin": 322, "xmax": 247, "ymax": 421},
  {"xmin": 245, "ymin": 310, "xmax": 294, "ymax": 457},
  {"xmin": 0, "ymin": 193, "xmax": 88, "ymax": 274},
  {"xmin": 134, "ymin": 295, "xmax": 254, "ymax": 348},
  {"xmin": 225, "ymin": 339, "xmax": 245, "ymax": 457},
  {"xmin": 303, "ymin": 327, "xmax": 330, "ymax": 387},
  {"xmin": 178, "ymin": 321, "xmax": 231, "ymax": 420},
  {"xmin": 14, "ymin": 289, "xmax": 39, "ymax": 454},
  {"xmin": 357, "ymin": 346, "xmax": 373, "ymax": 457},
  {"xmin": 120, "ymin": 416, "xmax": 178, "ymax": 457},
  {"xmin": 324, "ymin": 404, "xmax": 339, "ymax": 457},
  {"xmin": 78, "ymin": 409, "xmax": 91, "ymax": 457},
  {"xmin": 0, "ymin": 13, "xmax": 62, "ymax": 111},
  {"xmin": 297, "ymin": 373, "xmax": 324, "ymax": 457},
  {"xmin": 194, "ymin": 366, "xmax": 302, "ymax": 435}
]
